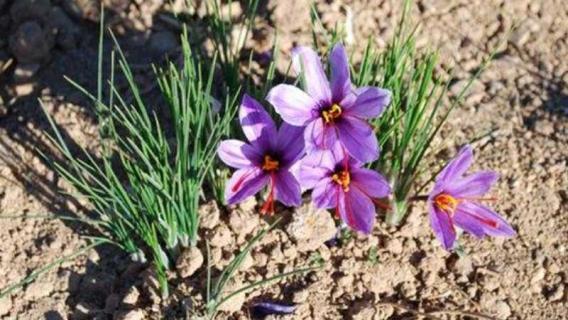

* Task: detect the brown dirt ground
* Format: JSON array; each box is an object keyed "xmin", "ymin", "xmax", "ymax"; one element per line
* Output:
[{"xmin": 0, "ymin": 0, "xmax": 567, "ymax": 319}]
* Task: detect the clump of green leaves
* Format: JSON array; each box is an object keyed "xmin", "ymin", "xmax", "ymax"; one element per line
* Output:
[
  {"xmin": 353, "ymin": 0, "xmax": 491, "ymax": 225},
  {"xmin": 43, "ymin": 24, "xmax": 238, "ymax": 297}
]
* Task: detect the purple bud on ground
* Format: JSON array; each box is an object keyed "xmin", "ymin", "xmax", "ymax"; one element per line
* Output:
[{"xmin": 251, "ymin": 301, "xmax": 296, "ymax": 317}]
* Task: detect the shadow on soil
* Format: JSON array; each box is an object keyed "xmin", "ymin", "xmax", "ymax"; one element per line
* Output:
[{"xmin": 0, "ymin": 2, "xmax": 287, "ymax": 317}]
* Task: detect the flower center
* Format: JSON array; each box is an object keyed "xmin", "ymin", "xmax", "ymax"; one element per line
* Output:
[
  {"xmin": 434, "ymin": 193, "xmax": 459, "ymax": 214},
  {"xmin": 332, "ymin": 170, "xmax": 351, "ymax": 192},
  {"xmin": 262, "ymin": 155, "xmax": 279, "ymax": 171},
  {"xmin": 322, "ymin": 103, "xmax": 343, "ymax": 123}
]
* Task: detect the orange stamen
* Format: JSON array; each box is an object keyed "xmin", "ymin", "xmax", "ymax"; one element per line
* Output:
[
  {"xmin": 262, "ymin": 155, "xmax": 279, "ymax": 171},
  {"xmin": 332, "ymin": 170, "xmax": 351, "ymax": 192},
  {"xmin": 434, "ymin": 193, "xmax": 460, "ymax": 214}
]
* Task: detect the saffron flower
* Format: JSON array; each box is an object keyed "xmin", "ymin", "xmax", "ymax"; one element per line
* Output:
[
  {"xmin": 299, "ymin": 143, "xmax": 390, "ymax": 233},
  {"xmin": 218, "ymin": 94, "xmax": 304, "ymax": 213},
  {"xmin": 267, "ymin": 44, "xmax": 391, "ymax": 163},
  {"xmin": 429, "ymin": 145, "xmax": 516, "ymax": 250}
]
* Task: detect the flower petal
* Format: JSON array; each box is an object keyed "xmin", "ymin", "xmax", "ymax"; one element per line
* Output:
[
  {"xmin": 299, "ymin": 150, "xmax": 334, "ymax": 189},
  {"xmin": 276, "ymin": 123, "xmax": 305, "ymax": 167},
  {"xmin": 292, "ymin": 46, "xmax": 331, "ymax": 104},
  {"xmin": 304, "ymin": 118, "xmax": 339, "ymax": 152},
  {"xmin": 435, "ymin": 145, "xmax": 473, "ymax": 190},
  {"xmin": 267, "ymin": 84, "xmax": 318, "ymax": 126},
  {"xmin": 336, "ymin": 116, "xmax": 379, "ymax": 163},
  {"xmin": 225, "ymin": 168, "xmax": 268, "ymax": 205},
  {"xmin": 329, "ymin": 43, "xmax": 351, "ymax": 102},
  {"xmin": 274, "ymin": 170, "xmax": 302, "ymax": 207},
  {"xmin": 428, "ymin": 202, "xmax": 457, "ymax": 250},
  {"xmin": 312, "ymin": 177, "xmax": 338, "ymax": 209},
  {"xmin": 338, "ymin": 187, "xmax": 376, "ymax": 234},
  {"xmin": 453, "ymin": 209, "xmax": 486, "ymax": 239},
  {"xmin": 456, "ymin": 201, "xmax": 516, "ymax": 237},
  {"xmin": 344, "ymin": 86, "xmax": 391, "ymax": 119},
  {"xmin": 350, "ymin": 167, "xmax": 391, "ymax": 198},
  {"xmin": 218, "ymin": 140, "xmax": 261, "ymax": 169},
  {"xmin": 239, "ymin": 94, "xmax": 277, "ymax": 151},
  {"xmin": 446, "ymin": 171, "xmax": 499, "ymax": 198},
  {"xmin": 251, "ymin": 302, "xmax": 296, "ymax": 316}
]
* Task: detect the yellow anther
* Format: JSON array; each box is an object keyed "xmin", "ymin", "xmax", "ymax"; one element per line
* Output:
[
  {"xmin": 262, "ymin": 155, "xmax": 279, "ymax": 171},
  {"xmin": 322, "ymin": 104, "xmax": 343, "ymax": 123},
  {"xmin": 332, "ymin": 170, "xmax": 351, "ymax": 192}
]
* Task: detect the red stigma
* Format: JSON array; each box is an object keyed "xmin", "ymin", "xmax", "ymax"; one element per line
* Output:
[{"xmin": 260, "ymin": 172, "xmax": 276, "ymax": 215}]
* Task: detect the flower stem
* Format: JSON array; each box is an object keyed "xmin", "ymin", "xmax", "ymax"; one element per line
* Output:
[{"xmin": 385, "ymin": 198, "xmax": 408, "ymax": 226}]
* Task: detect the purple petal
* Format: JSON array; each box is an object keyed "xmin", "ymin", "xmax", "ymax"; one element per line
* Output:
[
  {"xmin": 312, "ymin": 177, "xmax": 338, "ymax": 209},
  {"xmin": 329, "ymin": 44, "xmax": 351, "ymax": 102},
  {"xmin": 350, "ymin": 167, "xmax": 391, "ymax": 198},
  {"xmin": 267, "ymin": 84, "xmax": 318, "ymax": 126},
  {"xmin": 274, "ymin": 170, "xmax": 302, "ymax": 207},
  {"xmin": 299, "ymin": 150, "xmax": 334, "ymax": 189},
  {"xmin": 344, "ymin": 87, "xmax": 391, "ymax": 119},
  {"xmin": 338, "ymin": 187, "xmax": 376, "ymax": 234},
  {"xmin": 446, "ymin": 171, "xmax": 499, "ymax": 198},
  {"xmin": 336, "ymin": 116, "xmax": 379, "ymax": 163},
  {"xmin": 435, "ymin": 145, "xmax": 473, "ymax": 189},
  {"xmin": 456, "ymin": 201, "xmax": 516, "ymax": 237},
  {"xmin": 428, "ymin": 202, "xmax": 457, "ymax": 250},
  {"xmin": 225, "ymin": 168, "xmax": 268, "ymax": 205},
  {"xmin": 452, "ymin": 208, "xmax": 486, "ymax": 239},
  {"xmin": 239, "ymin": 94, "xmax": 277, "ymax": 151},
  {"xmin": 217, "ymin": 140, "xmax": 261, "ymax": 169},
  {"xmin": 304, "ymin": 118, "xmax": 339, "ymax": 152},
  {"xmin": 276, "ymin": 123, "xmax": 306, "ymax": 167},
  {"xmin": 292, "ymin": 46, "xmax": 331, "ymax": 104},
  {"xmin": 327, "ymin": 141, "xmax": 362, "ymax": 169},
  {"xmin": 251, "ymin": 302, "xmax": 296, "ymax": 316}
]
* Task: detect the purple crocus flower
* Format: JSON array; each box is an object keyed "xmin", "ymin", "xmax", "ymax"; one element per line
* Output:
[
  {"xmin": 299, "ymin": 143, "xmax": 390, "ymax": 233},
  {"xmin": 266, "ymin": 44, "xmax": 391, "ymax": 163},
  {"xmin": 428, "ymin": 145, "xmax": 516, "ymax": 250},
  {"xmin": 218, "ymin": 94, "xmax": 305, "ymax": 214}
]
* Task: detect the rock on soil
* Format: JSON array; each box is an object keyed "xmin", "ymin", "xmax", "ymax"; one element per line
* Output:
[
  {"xmin": 121, "ymin": 286, "xmax": 141, "ymax": 306},
  {"xmin": 114, "ymin": 309, "xmax": 146, "ymax": 320},
  {"xmin": 286, "ymin": 203, "xmax": 337, "ymax": 252},
  {"xmin": 0, "ymin": 297, "xmax": 12, "ymax": 316},
  {"xmin": 199, "ymin": 200, "xmax": 220, "ymax": 230},
  {"xmin": 208, "ymin": 225, "xmax": 233, "ymax": 247},
  {"xmin": 9, "ymin": 21, "xmax": 54, "ymax": 63},
  {"xmin": 176, "ymin": 246, "xmax": 204, "ymax": 279}
]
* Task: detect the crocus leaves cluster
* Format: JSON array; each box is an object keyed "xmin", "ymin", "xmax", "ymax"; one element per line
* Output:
[{"xmin": 218, "ymin": 44, "xmax": 515, "ymax": 251}]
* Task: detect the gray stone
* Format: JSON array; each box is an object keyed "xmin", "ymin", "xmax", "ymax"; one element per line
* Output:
[
  {"xmin": 149, "ymin": 31, "xmax": 178, "ymax": 57},
  {"xmin": 13, "ymin": 63, "xmax": 40, "ymax": 82},
  {"xmin": 9, "ymin": 21, "xmax": 54, "ymax": 63}
]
